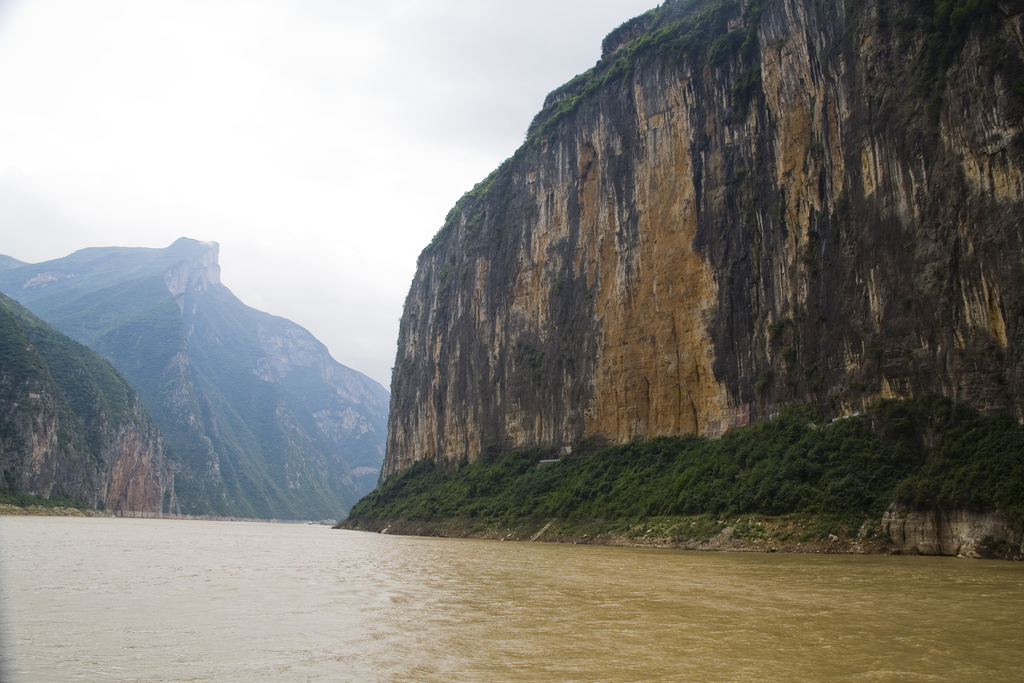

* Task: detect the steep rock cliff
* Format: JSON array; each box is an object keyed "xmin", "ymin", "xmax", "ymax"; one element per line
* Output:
[
  {"xmin": 385, "ymin": 0, "xmax": 1024, "ymax": 480},
  {"xmin": 882, "ymin": 505, "xmax": 1023, "ymax": 558},
  {"xmin": 0, "ymin": 293, "xmax": 173, "ymax": 513}
]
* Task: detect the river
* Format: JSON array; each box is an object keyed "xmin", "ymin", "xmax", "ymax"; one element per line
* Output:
[{"xmin": 1, "ymin": 516, "xmax": 1021, "ymax": 682}]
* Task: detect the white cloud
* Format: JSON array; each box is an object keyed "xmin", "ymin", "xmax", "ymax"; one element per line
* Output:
[{"xmin": 0, "ymin": 0, "xmax": 657, "ymax": 387}]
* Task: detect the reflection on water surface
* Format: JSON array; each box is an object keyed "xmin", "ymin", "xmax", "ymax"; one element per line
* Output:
[{"xmin": 1, "ymin": 517, "xmax": 1022, "ymax": 682}]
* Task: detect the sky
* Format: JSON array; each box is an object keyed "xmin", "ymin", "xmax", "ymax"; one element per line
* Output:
[{"xmin": 0, "ymin": 0, "xmax": 658, "ymax": 388}]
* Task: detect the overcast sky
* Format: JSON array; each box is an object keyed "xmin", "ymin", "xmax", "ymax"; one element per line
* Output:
[{"xmin": 0, "ymin": 0, "xmax": 657, "ymax": 388}]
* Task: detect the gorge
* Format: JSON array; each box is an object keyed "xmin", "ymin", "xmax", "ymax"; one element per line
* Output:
[{"xmin": 0, "ymin": 239, "xmax": 388, "ymax": 519}]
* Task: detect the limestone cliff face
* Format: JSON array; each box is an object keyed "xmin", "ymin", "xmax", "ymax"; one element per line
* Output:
[
  {"xmin": 0, "ymin": 293, "xmax": 173, "ymax": 513},
  {"xmin": 103, "ymin": 417, "xmax": 173, "ymax": 515},
  {"xmin": 252, "ymin": 311, "xmax": 390, "ymax": 480},
  {"xmin": 164, "ymin": 241, "xmax": 221, "ymax": 299},
  {"xmin": 882, "ymin": 505, "xmax": 1023, "ymax": 559},
  {"xmin": 384, "ymin": 0, "xmax": 1024, "ymax": 480}
]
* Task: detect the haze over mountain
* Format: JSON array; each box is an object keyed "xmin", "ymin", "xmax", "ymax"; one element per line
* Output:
[
  {"xmin": 0, "ymin": 238, "xmax": 387, "ymax": 519},
  {"xmin": 0, "ymin": 1, "xmax": 659, "ymax": 390}
]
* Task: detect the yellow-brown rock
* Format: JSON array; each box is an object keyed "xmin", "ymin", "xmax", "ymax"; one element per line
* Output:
[
  {"xmin": 383, "ymin": 0, "xmax": 1024, "ymax": 481},
  {"xmin": 0, "ymin": 293, "xmax": 173, "ymax": 513}
]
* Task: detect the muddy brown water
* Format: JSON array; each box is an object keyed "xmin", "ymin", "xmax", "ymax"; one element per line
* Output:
[{"xmin": 1, "ymin": 516, "xmax": 1021, "ymax": 682}]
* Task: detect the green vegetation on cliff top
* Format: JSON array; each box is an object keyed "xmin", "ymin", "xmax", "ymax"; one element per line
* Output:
[
  {"xmin": 529, "ymin": 0, "xmax": 1009, "ymax": 138},
  {"xmin": 349, "ymin": 394, "xmax": 1024, "ymax": 534},
  {"xmin": 422, "ymin": 0, "xmax": 1014, "ymax": 255}
]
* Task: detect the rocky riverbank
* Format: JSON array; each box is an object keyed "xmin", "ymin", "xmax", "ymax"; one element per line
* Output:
[
  {"xmin": 342, "ymin": 507, "xmax": 1024, "ymax": 561},
  {"xmin": 0, "ymin": 504, "xmax": 115, "ymax": 517}
]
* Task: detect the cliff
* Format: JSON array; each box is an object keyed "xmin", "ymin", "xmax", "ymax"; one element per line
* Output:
[
  {"xmin": 0, "ymin": 293, "xmax": 173, "ymax": 513},
  {"xmin": 0, "ymin": 238, "xmax": 389, "ymax": 519},
  {"xmin": 882, "ymin": 505, "xmax": 1023, "ymax": 558},
  {"xmin": 384, "ymin": 0, "xmax": 1024, "ymax": 480}
]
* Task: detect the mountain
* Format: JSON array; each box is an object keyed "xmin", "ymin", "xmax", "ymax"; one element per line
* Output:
[
  {"xmin": 0, "ymin": 238, "xmax": 388, "ymax": 519},
  {"xmin": 0, "ymin": 255, "xmax": 25, "ymax": 272},
  {"xmin": 382, "ymin": 0, "xmax": 1024, "ymax": 481},
  {"xmin": 0, "ymin": 292, "xmax": 172, "ymax": 513}
]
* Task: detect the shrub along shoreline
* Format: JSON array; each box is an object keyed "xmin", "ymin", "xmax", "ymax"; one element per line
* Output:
[
  {"xmin": 343, "ymin": 513, "xmax": 893, "ymax": 554},
  {"xmin": 341, "ymin": 394, "xmax": 1024, "ymax": 558}
]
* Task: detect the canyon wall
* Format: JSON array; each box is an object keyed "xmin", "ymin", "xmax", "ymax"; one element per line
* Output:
[
  {"xmin": 0, "ymin": 293, "xmax": 173, "ymax": 513},
  {"xmin": 882, "ymin": 505, "xmax": 1023, "ymax": 558},
  {"xmin": 384, "ymin": 0, "xmax": 1024, "ymax": 480}
]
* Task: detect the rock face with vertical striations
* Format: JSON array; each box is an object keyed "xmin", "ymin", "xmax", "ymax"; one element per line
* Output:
[
  {"xmin": 383, "ymin": 0, "xmax": 1024, "ymax": 481},
  {"xmin": 0, "ymin": 293, "xmax": 173, "ymax": 513}
]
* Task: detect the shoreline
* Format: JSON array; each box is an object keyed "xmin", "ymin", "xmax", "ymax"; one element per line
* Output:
[
  {"xmin": 341, "ymin": 512, "xmax": 1024, "ymax": 561},
  {"xmin": 0, "ymin": 504, "xmax": 331, "ymax": 524},
  {"xmin": 0, "ymin": 504, "xmax": 116, "ymax": 518},
  {"xmin": 342, "ymin": 518, "xmax": 893, "ymax": 556}
]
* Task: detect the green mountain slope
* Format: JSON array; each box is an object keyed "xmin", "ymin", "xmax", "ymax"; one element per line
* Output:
[
  {"xmin": 0, "ymin": 254, "xmax": 25, "ymax": 272},
  {"xmin": 0, "ymin": 238, "xmax": 388, "ymax": 519},
  {"xmin": 0, "ymin": 292, "xmax": 171, "ymax": 512}
]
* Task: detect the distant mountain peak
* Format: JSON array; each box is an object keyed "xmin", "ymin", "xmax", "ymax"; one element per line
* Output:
[
  {"xmin": 164, "ymin": 242, "xmax": 221, "ymax": 296},
  {"xmin": 0, "ymin": 253, "xmax": 27, "ymax": 272},
  {"xmin": 0, "ymin": 237, "xmax": 387, "ymax": 518}
]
